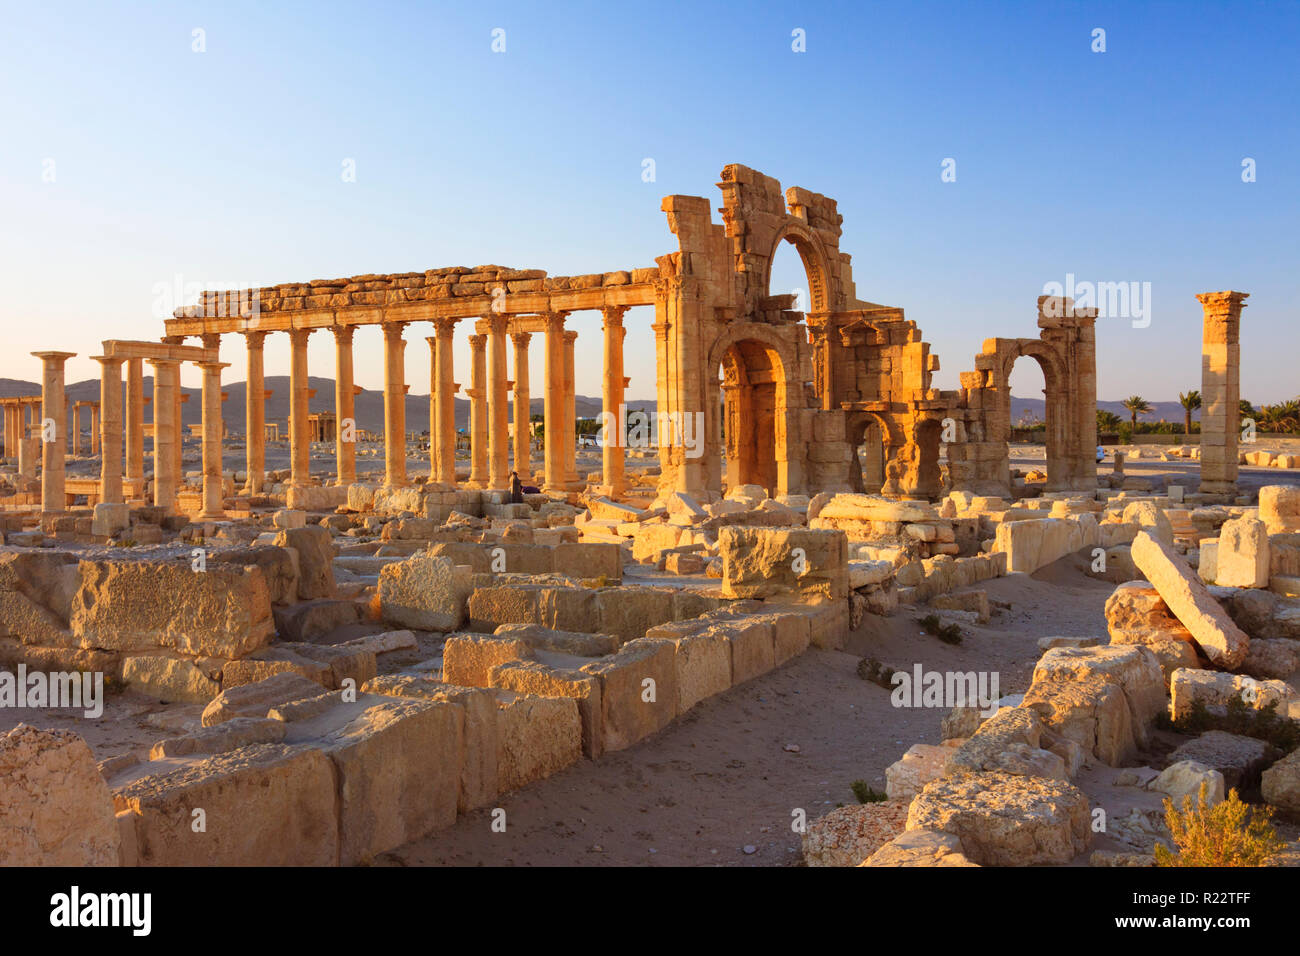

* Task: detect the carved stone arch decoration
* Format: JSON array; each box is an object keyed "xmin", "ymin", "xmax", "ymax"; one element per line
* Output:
[{"xmin": 763, "ymin": 220, "xmax": 835, "ymax": 314}]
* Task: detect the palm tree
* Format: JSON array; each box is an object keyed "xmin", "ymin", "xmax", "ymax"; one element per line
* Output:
[
  {"xmin": 1240, "ymin": 399, "xmax": 1257, "ymax": 420},
  {"xmin": 1097, "ymin": 409, "xmax": 1122, "ymax": 433},
  {"xmin": 1121, "ymin": 395, "xmax": 1153, "ymax": 431},
  {"xmin": 1178, "ymin": 390, "xmax": 1201, "ymax": 436}
]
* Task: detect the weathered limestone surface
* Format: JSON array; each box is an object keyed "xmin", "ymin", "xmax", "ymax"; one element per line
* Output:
[
  {"xmin": 579, "ymin": 637, "xmax": 677, "ymax": 753},
  {"xmin": 862, "ymin": 828, "xmax": 977, "ymax": 867},
  {"xmin": 801, "ymin": 801, "xmax": 910, "ymax": 867},
  {"xmin": 719, "ymin": 526, "xmax": 848, "ymax": 600},
  {"xmin": 113, "ymin": 743, "xmax": 339, "ymax": 866},
  {"xmin": 906, "ymin": 772, "xmax": 1091, "ymax": 866},
  {"xmin": 0, "ymin": 725, "xmax": 120, "ymax": 866},
  {"xmin": 69, "ymin": 560, "xmax": 274, "ymax": 659},
  {"xmin": 378, "ymin": 554, "xmax": 472, "ymax": 631}
]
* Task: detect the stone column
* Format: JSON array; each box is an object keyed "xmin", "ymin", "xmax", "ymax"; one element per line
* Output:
[
  {"xmin": 198, "ymin": 361, "xmax": 229, "ymax": 519},
  {"xmin": 172, "ymin": 381, "xmax": 184, "ymax": 489},
  {"xmin": 93, "ymin": 357, "xmax": 124, "ymax": 503},
  {"xmin": 382, "ymin": 322, "xmax": 408, "ymax": 487},
  {"xmin": 512, "ymin": 331, "xmax": 532, "ymax": 480},
  {"xmin": 563, "ymin": 329, "xmax": 579, "ymax": 486},
  {"xmin": 433, "ymin": 318, "xmax": 460, "ymax": 484},
  {"xmin": 288, "ymin": 328, "xmax": 312, "ymax": 487},
  {"xmin": 148, "ymin": 357, "xmax": 179, "ymax": 512},
  {"xmin": 1198, "ymin": 290, "xmax": 1249, "ymax": 496},
  {"xmin": 467, "ymin": 333, "xmax": 488, "ymax": 487},
  {"xmin": 542, "ymin": 312, "xmax": 567, "ymax": 492},
  {"xmin": 2, "ymin": 405, "xmax": 12, "ymax": 459},
  {"xmin": 32, "ymin": 352, "xmax": 75, "ymax": 513},
  {"xmin": 487, "ymin": 314, "xmax": 511, "ymax": 489},
  {"xmin": 240, "ymin": 331, "xmax": 267, "ymax": 494},
  {"xmin": 126, "ymin": 357, "xmax": 144, "ymax": 493},
  {"xmin": 334, "ymin": 326, "xmax": 356, "ymax": 485},
  {"xmin": 601, "ymin": 307, "xmax": 628, "ymax": 495},
  {"xmin": 90, "ymin": 404, "xmax": 100, "ymax": 456},
  {"xmin": 70, "ymin": 405, "xmax": 81, "ymax": 457}
]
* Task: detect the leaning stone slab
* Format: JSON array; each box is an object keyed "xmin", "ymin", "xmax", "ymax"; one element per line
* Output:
[
  {"xmin": 0, "ymin": 725, "xmax": 120, "ymax": 866},
  {"xmin": 1131, "ymin": 531, "xmax": 1250, "ymax": 668}
]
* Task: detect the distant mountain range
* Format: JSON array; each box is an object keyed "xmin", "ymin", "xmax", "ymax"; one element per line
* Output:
[
  {"xmin": 0, "ymin": 377, "xmax": 655, "ymax": 435},
  {"xmin": 1011, "ymin": 396, "xmax": 1199, "ymax": 427}
]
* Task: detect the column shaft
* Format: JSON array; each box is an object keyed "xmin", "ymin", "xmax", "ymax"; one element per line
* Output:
[
  {"xmin": 126, "ymin": 358, "xmax": 144, "ymax": 492},
  {"xmin": 199, "ymin": 362, "xmax": 228, "ymax": 518},
  {"xmin": 542, "ymin": 313, "xmax": 566, "ymax": 492},
  {"xmin": 382, "ymin": 323, "xmax": 408, "ymax": 487},
  {"xmin": 95, "ymin": 358, "xmax": 124, "ymax": 503},
  {"xmin": 434, "ymin": 319, "xmax": 459, "ymax": 484},
  {"xmin": 487, "ymin": 314, "xmax": 511, "ymax": 488},
  {"xmin": 289, "ymin": 329, "xmax": 312, "ymax": 486},
  {"xmin": 512, "ymin": 332, "xmax": 532, "ymax": 481},
  {"xmin": 563, "ymin": 329, "xmax": 578, "ymax": 485},
  {"xmin": 601, "ymin": 308, "xmax": 628, "ymax": 495},
  {"xmin": 468, "ymin": 334, "xmax": 488, "ymax": 487},
  {"xmin": 243, "ymin": 332, "xmax": 267, "ymax": 494},
  {"xmin": 149, "ymin": 359, "xmax": 179, "ymax": 512},
  {"xmin": 33, "ymin": 352, "xmax": 74, "ymax": 513},
  {"xmin": 334, "ymin": 327, "xmax": 356, "ymax": 485}
]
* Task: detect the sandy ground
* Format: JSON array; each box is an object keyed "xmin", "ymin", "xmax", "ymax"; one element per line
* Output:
[{"xmin": 373, "ymin": 559, "xmax": 1187, "ymax": 868}]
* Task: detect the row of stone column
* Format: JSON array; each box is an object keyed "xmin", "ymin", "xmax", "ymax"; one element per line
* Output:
[
  {"xmin": 70, "ymin": 402, "xmax": 101, "ymax": 456},
  {"xmin": 235, "ymin": 307, "xmax": 629, "ymax": 496},
  {"xmin": 32, "ymin": 350, "xmax": 225, "ymax": 519}
]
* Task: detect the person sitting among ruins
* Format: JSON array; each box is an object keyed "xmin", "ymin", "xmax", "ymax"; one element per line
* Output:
[{"xmin": 508, "ymin": 471, "xmax": 523, "ymax": 504}]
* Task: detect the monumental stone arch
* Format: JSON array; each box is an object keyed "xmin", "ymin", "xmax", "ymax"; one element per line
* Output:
[{"xmin": 21, "ymin": 162, "xmax": 1106, "ymax": 517}]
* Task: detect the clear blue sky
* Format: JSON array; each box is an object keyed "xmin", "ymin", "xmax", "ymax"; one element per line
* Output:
[{"xmin": 2, "ymin": 0, "xmax": 1296, "ymax": 407}]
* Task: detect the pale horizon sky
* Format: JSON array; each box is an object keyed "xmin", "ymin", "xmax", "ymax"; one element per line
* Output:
[{"xmin": 2, "ymin": 1, "xmax": 1296, "ymax": 406}]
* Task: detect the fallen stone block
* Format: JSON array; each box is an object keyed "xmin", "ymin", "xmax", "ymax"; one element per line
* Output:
[
  {"xmin": 442, "ymin": 634, "xmax": 533, "ymax": 687},
  {"xmin": 1150, "ymin": 760, "xmax": 1225, "ymax": 806},
  {"xmin": 906, "ymin": 771, "xmax": 1091, "ymax": 866},
  {"xmin": 0, "ymin": 725, "xmax": 120, "ymax": 866},
  {"xmin": 1167, "ymin": 731, "xmax": 1280, "ymax": 793},
  {"xmin": 1261, "ymin": 749, "xmax": 1300, "ymax": 812},
  {"xmin": 113, "ymin": 743, "xmax": 338, "ymax": 865},
  {"xmin": 378, "ymin": 554, "xmax": 472, "ymax": 631},
  {"xmin": 489, "ymin": 660, "xmax": 603, "ymax": 759},
  {"xmin": 1131, "ymin": 531, "xmax": 1250, "ymax": 668},
  {"xmin": 122, "ymin": 655, "xmax": 221, "ymax": 704},
  {"xmin": 201, "ymin": 672, "xmax": 327, "ymax": 727},
  {"xmin": 802, "ymin": 801, "xmax": 910, "ymax": 867},
  {"xmin": 719, "ymin": 526, "xmax": 848, "ymax": 600},
  {"xmin": 861, "ymin": 828, "xmax": 977, "ymax": 867}
]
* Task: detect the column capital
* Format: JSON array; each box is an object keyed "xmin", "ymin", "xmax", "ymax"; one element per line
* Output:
[
  {"xmin": 468, "ymin": 333, "xmax": 486, "ymax": 351},
  {"xmin": 197, "ymin": 361, "xmax": 231, "ymax": 373},
  {"xmin": 147, "ymin": 356, "xmax": 181, "ymax": 369},
  {"xmin": 563, "ymin": 329, "xmax": 578, "ymax": 344},
  {"xmin": 601, "ymin": 305, "xmax": 629, "ymax": 327},
  {"xmin": 510, "ymin": 330, "xmax": 532, "ymax": 348},
  {"xmin": 333, "ymin": 324, "xmax": 356, "ymax": 343},
  {"xmin": 287, "ymin": 327, "xmax": 314, "ymax": 345},
  {"xmin": 241, "ymin": 329, "xmax": 269, "ymax": 347},
  {"xmin": 542, "ymin": 310, "xmax": 570, "ymax": 330},
  {"xmin": 433, "ymin": 316, "xmax": 460, "ymax": 337},
  {"xmin": 31, "ymin": 351, "xmax": 76, "ymax": 364},
  {"xmin": 89, "ymin": 355, "xmax": 125, "ymax": 368},
  {"xmin": 485, "ymin": 312, "xmax": 510, "ymax": 334}
]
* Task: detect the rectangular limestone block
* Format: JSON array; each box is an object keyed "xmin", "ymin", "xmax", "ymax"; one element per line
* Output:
[
  {"xmin": 492, "ymin": 690, "xmax": 582, "ymax": 792},
  {"xmin": 362, "ymin": 676, "xmax": 500, "ymax": 813},
  {"xmin": 488, "ymin": 660, "xmax": 603, "ymax": 759},
  {"xmin": 666, "ymin": 631, "xmax": 732, "ymax": 713},
  {"xmin": 708, "ymin": 617, "xmax": 776, "ymax": 684},
  {"xmin": 69, "ymin": 559, "xmax": 274, "ymax": 659},
  {"xmin": 442, "ymin": 634, "xmax": 533, "ymax": 687},
  {"xmin": 113, "ymin": 743, "xmax": 339, "ymax": 866},
  {"xmin": 284, "ymin": 695, "xmax": 463, "ymax": 866},
  {"xmin": 580, "ymin": 638, "xmax": 678, "ymax": 752}
]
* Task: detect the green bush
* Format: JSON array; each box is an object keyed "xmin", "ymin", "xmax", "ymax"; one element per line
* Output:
[{"xmin": 1154, "ymin": 783, "xmax": 1283, "ymax": 867}]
